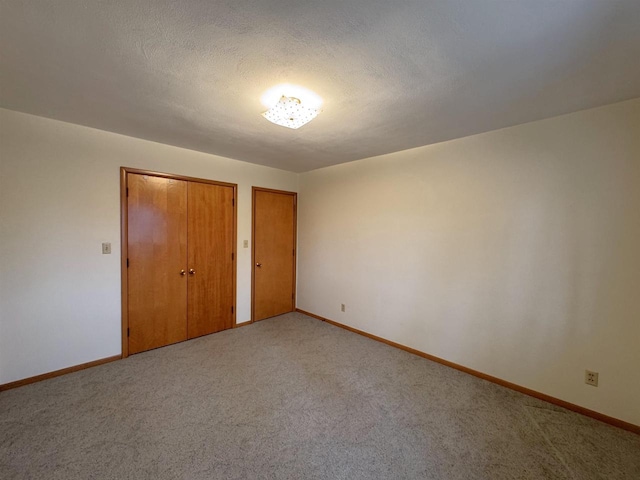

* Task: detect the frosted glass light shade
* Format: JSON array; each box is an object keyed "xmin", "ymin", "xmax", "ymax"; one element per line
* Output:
[{"xmin": 262, "ymin": 96, "xmax": 320, "ymax": 129}]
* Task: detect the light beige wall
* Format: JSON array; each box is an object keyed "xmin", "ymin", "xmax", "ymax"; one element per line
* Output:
[
  {"xmin": 297, "ymin": 99, "xmax": 640, "ymax": 425},
  {"xmin": 0, "ymin": 108, "xmax": 297, "ymax": 384}
]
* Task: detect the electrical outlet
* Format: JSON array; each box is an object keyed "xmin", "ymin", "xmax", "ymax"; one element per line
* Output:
[
  {"xmin": 243, "ymin": 240, "xmax": 249, "ymax": 248},
  {"xmin": 585, "ymin": 370, "xmax": 599, "ymax": 387},
  {"xmin": 102, "ymin": 242, "xmax": 111, "ymax": 254},
  {"xmin": 341, "ymin": 304, "xmax": 346, "ymax": 312}
]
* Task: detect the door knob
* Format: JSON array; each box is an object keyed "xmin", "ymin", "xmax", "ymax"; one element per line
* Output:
[
  {"xmin": 256, "ymin": 263, "xmax": 262, "ymax": 267},
  {"xmin": 189, "ymin": 269, "xmax": 196, "ymax": 275},
  {"xmin": 180, "ymin": 269, "xmax": 186, "ymax": 276}
]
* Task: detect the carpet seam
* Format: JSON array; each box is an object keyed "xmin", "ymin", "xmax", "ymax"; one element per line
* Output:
[{"xmin": 522, "ymin": 404, "xmax": 577, "ymax": 480}]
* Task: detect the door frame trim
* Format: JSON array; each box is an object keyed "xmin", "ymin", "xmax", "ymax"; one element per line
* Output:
[
  {"xmin": 251, "ymin": 186, "xmax": 298, "ymax": 323},
  {"xmin": 120, "ymin": 167, "xmax": 238, "ymax": 358}
]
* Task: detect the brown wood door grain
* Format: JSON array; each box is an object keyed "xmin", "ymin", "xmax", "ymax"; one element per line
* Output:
[
  {"xmin": 127, "ymin": 174, "xmax": 188, "ymax": 354},
  {"xmin": 187, "ymin": 182, "xmax": 235, "ymax": 338},
  {"xmin": 253, "ymin": 189, "xmax": 296, "ymax": 321}
]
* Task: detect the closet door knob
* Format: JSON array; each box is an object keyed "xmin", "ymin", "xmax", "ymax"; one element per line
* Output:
[
  {"xmin": 180, "ymin": 270, "xmax": 186, "ymax": 276},
  {"xmin": 189, "ymin": 269, "xmax": 196, "ymax": 275},
  {"xmin": 256, "ymin": 263, "xmax": 262, "ymax": 267}
]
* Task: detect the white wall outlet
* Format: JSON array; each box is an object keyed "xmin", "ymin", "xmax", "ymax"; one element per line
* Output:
[
  {"xmin": 585, "ymin": 370, "xmax": 599, "ymax": 387},
  {"xmin": 243, "ymin": 240, "xmax": 249, "ymax": 248},
  {"xmin": 341, "ymin": 303, "xmax": 346, "ymax": 312},
  {"xmin": 102, "ymin": 242, "xmax": 111, "ymax": 254}
]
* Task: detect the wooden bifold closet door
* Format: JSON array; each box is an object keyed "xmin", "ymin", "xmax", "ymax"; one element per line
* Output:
[
  {"xmin": 125, "ymin": 170, "xmax": 236, "ymax": 356},
  {"xmin": 127, "ymin": 174, "xmax": 188, "ymax": 354},
  {"xmin": 187, "ymin": 182, "xmax": 235, "ymax": 338}
]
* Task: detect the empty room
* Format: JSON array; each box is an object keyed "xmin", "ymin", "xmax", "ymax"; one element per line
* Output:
[{"xmin": 1, "ymin": 1, "xmax": 639, "ymax": 479}]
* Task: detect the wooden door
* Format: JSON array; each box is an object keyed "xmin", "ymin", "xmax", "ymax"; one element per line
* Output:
[
  {"xmin": 187, "ymin": 182, "xmax": 235, "ymax": 338},
  {"xmin": 253, "ymin": 188, "xmax": 296, "ymax": 321},
  {"xmin": 127, "ymin": 174, "xmax": 188, "ymax": 354}
]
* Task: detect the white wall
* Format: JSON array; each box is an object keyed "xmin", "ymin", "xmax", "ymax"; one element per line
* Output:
[
  {"xmin": 0, "ymin": 109, "xmax": 297, "ymax": 384},
  {"xmin": 297, "ymin": 99, "xmax": 640, "ymax": 426}
]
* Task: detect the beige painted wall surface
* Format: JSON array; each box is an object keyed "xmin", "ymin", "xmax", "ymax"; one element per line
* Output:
[
  {"xmin": 0, "ymin": 108, "xmax": 297, "ymax": 385},
  {"xmin": 297, "ymin": 99, "xmax": 640, "ymax": 425}
]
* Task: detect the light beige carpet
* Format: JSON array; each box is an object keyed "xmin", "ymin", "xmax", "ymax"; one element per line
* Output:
[{"xmin": 1, "ymin": 312, "xmax": 638, "ymax": 479}]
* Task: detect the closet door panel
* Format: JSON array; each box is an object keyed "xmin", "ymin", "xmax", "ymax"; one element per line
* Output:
[
  {"xmin": 187, "ymin": 182, "xmax": 234, "ymax": 338},
  {"xmin": 127, "ymin": 174, "xmax": 188, "ymax": 354}
]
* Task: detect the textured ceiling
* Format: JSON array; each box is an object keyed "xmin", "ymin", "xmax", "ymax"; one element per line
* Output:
[{"xmin": 1, "ymin": 1, "xmax": 640, "ymax": 172}]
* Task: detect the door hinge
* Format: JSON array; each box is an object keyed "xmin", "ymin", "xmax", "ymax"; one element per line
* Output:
[
  {"xmin": 232, "ymin": 198, "xmax": 235, "ymax": 207},
  {"xmin": 231, "ymin": 306, "xmax": 234, "ymax": 314},
  {"xmin": 126, "ymin": 187, "xmax": 129, "ymax": 197},
  {"xmin": 126, "ymin": 258, "xmax": 129, "ymax": 267},
  {"xmin": 127, "ymin": 327, "xmax": 130, "ymax": 337},
  {"xmin": 231, "ymin": 252, "xmax": 234, "ymax": 261}
]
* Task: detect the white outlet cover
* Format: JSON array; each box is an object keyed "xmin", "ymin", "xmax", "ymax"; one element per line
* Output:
[{"xmin": 585, "ymin": 370, "xmax": 599, "ymax": 387}]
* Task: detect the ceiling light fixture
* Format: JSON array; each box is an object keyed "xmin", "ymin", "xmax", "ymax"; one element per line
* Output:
[
  {"xmin": 262, "ymin": 95, "xmax": 320, "ymax": 129},
  {"xmin": 260, "ymin": 84, "xmax": 322, "ymax": 130}
]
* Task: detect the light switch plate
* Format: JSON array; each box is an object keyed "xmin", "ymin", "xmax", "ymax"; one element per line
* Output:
[
  {"xmin": 102, "ymin": 242, "xmax": 111, "ymax": 254},
  {"xmin": 243, "ymin": 240, "xmax": 249, "ymax": 248}
]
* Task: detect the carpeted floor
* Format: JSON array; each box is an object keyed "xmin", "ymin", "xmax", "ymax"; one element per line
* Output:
[{"xmin": 1, "ymin": 312, "xmax": 638, "ymax": 479}]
